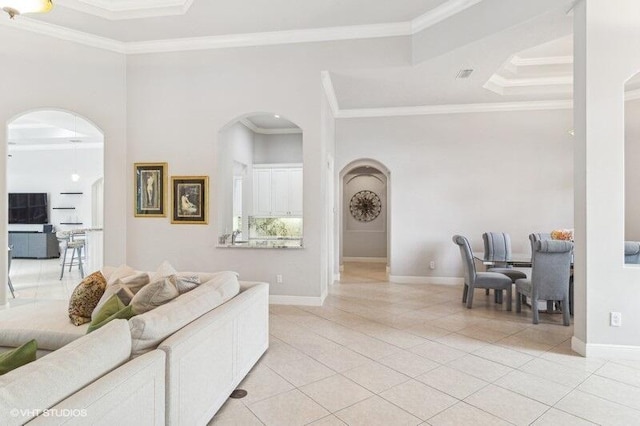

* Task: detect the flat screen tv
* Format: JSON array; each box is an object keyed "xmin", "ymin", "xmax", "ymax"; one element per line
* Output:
[{"xmin": 9, "ymin": 193, "xmax": 49, "ymax": 224}]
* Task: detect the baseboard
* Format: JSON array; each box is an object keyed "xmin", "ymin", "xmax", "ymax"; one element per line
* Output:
[
  {"xmin": 333, "ymin": 273, "xmax": 341, "ymax": 282},
  {"xmin": 572, "ymin": 336, "xmax": 640, "ymax": 360},
  {"xmin": 388, "ymin": 275, "xmax": 464, "ymax": 285},
  {"xmin": 343, "ymin": 257, "xmax": 387, "ymax": 263},
  {"xmin": 269, "ymin": 295, "xmax": 325, "ymax": 306}
]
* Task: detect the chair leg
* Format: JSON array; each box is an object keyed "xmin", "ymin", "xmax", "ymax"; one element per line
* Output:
[
  {"xmin": 562, "ymin": 295, "xmax": 570, "ymax": 326},
  {"xmin": 516, "ymin": 289, "xmax": 522, "ymax": 313},
  {"xmin": 60, "ymin": 247, "xmax": 69, "ymax": 280},
  {"xmin": 69, "ymin": 248, "xmax": 75, "ymax": 272},
  {"xmin": 466, "ymin": 286, "xmax": 474, "ymax": 309},
  {"xmin": 7, "ymin": 277, "xmax": 15, "ymax": 298},
  {"xmin": 569, "ymin": 277, "xmax": 574, "ymax": 316},
  {"xmin": 532, "ymin": 299, "xmax": 539, "ymax": 324},
  {"xmin": 77, "ymin": 246, "xmax": 84, "ymax": 278},
  {"xmin": 462, "ymin": 284, "xmax": 468, "ymax": 304},
  {"xmin": 486, "ymin": 289, "xmax": 490, "ymax": 296},
  {"xmin": 505, "ymin": 287, "xmax": 512, "ymax": 311},
  {"xmin": 495, "ymin": 290, "xmax": 503, "ymax": 304}
]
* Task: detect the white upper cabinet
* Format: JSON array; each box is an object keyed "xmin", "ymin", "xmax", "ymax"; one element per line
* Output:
[{"xmin": 252, "ymin": 165, "xmax": 302, "ymax": 217}]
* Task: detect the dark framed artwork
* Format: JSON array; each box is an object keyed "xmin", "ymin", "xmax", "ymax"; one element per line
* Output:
[
  {"xmin": 134, "ymin": 162, "xmax": 167, "ymax": 217},
  {"xmin": 349, "ymin": 190, "xmax": 382, "ymax": 222},
  {"xmin": 171, "ymin": 176, "xmax": 209, "ymax": 224}
]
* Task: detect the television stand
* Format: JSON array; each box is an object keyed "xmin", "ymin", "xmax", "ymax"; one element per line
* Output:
[{"xmin": 8, "ymin": 231, "xmax": 59, "ymax": 259}]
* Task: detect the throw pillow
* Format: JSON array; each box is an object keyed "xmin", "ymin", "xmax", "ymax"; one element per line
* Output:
[
  {"xmin": 68, "ymin": 271, "xmax": 108, "ymax": 326},
  {"xmin": 90, "ymin": 294, "xmax": 125, "ymax": 328},
  {"xmin": 87, "ymin": 305, "xmax": 136, "ymax": 333},
  {"xmin": 131, "ymin": 276, "xmax": 179, "ymax": 314},
  {"xmin": 0, "ymin": 339, "xmax": 37, "ymax": 375},
  {"xmin": 150, "ymin": 260, "xmax": 177, "ymax": 282},
  {"xmin": 175, "ymin": 274, "xmax": 201, "ymax": 294},
  {"xmin": 106, "ymin": 264, "xmax": 137, "ymax": 285},
  {"xmin": 91, "ymin": 272, "xmax": 149, "ymax": 321}
]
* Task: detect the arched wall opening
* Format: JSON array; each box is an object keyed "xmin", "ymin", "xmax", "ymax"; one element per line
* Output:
[
  {"xmin": 6, "ymin": 108, "xmax": 104, "ymax": 301},
  {"xmin": 338, "ymin": 158, "xmax": 390, "ymax": 280}
]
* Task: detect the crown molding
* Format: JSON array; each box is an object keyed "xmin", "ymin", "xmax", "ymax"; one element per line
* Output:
[
  {"xmin": 8, "ymin": 142, "xmax": 103, "ymax": 151},
  {"xmin": 511, "ymin": 54, "xmax": 573, "ymax": 67},
  {"xmin": 0, "ymin": 0, "xmax": 484, "ymax": 54},
  {"xmin": 411, "ymin": 0, "xmax": 484, "ymax": 33},
  {"xmin": 0, "ymin": 16, "xmax": 125, "ymax": 53},
  {"xmin": 56, "ymin": 0, "xmax": 194, "ymax": 20},
  {"xmin": 321, "ymin": 71, "xmax": 340, "ymax": 117},
  {"xmin": 487, "ymin": 74, "xmax": 573, "ymax": 88},
  {"xmin": 124, "ymin": 22, "xmax": 411, "ymax": 54},
  {"xmin": 333, "ymin": 100, "xmax": 573, "ymax": 119},
  {"xmin": 239, "ymin": 119, "xmax": 301, "ymax": 135}
]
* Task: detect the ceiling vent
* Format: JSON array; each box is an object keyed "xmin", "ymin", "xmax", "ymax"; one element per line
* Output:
[{"xmin": 456, "ymin": 69, "xmax": 474, "ymax": 79}]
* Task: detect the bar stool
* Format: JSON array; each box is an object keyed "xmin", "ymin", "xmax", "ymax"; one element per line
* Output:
[
  {"xmin": 7, "ymin": 246, "xmax": 15, "ymax": 298},
  {"xmin": 58, "ymin": 232, "xmax": 85, "ymax": 280}
]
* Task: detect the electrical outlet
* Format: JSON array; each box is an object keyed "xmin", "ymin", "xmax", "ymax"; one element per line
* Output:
[
  {"xmin": 276, "ymin": 274, "xmax": 283, "ymax": 284},
  {"xmin": 429, "ymin": 261, "xmax": 436, "ymax": 270},
  {"xmin": 610, "ymin": 312, "xmax": 622, "ymax": 327}
]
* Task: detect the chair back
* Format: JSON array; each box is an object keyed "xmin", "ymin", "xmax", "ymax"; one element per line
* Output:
[
  {"xmin": 452, "ymin": 235, "xmax": 476, "ymax": 285},
  {"xmin": 482, "ymin": 232, "xmax": 512, "ymax": 262},
  {"xmin": 529, "ymin": 233, "xmax": 552, "ymax": 254},
  {"xmin": 531, "ymin": 239, "xmax": 572, "ymax": 300},
  {"xmin": 624, "ymin": 241, "xmax": 640, "ymax": 264}
]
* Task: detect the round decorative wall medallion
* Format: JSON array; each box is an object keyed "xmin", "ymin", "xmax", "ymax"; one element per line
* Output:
[{"xmin": 349, "ymin": 190, "xmax": 382, "ymax": 222}]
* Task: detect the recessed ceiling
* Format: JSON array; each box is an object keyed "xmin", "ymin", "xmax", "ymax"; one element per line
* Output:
[
  {"xmin": 8, "ymin": 111, "xmax": 103, "ymax": 150},
  {"xmin": 34, "ymin": 0, "xmax": 449, "ymax": 42},
  {"xmin": 55, "ymin": 0, "xmax": 194, "ymax": 20},
  {"xmin": 242, "ymin": 114, "xmax": 301, "ymax": 134}
]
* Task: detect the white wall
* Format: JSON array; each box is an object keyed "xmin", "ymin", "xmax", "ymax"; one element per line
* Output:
[
  {"xmin": 342, "ymin": 170, "xmax": 387, "ymax": 259},
  {"xmin": 0, "ymin": 26, "xmax": 127, "ymax": 305},
  {"xmin": 254, "ymin": 133, "xmax": 303, "ymax": 164},
  {"xmin": 8, "ymin": 148, "xmax": 103, "ymax": 230},
  {"xmin": 336, "ymin": 109, "xmax": 574, "ymax": 280},
  {"xmin": 125, "ymin": 37, "xmax": 410, "ymax": 300},
  {"xmin": 573, "ymin": 0, "xmax": 640, "ymax": 357}
]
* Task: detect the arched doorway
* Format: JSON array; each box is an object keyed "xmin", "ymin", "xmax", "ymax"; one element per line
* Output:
[
  {"xmin": 339, "ymin": 159, "xmax": 390, "ymax": 282},
  {"xmin": 6, "ymin": 109, "xmax": 104, "ymax": 300}
]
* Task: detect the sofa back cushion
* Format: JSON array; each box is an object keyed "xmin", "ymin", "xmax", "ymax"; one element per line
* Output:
[
  {"xmin": 0, "ymin": 319, "xmax": 131, "ymax": 426},
  {"xmin": 129, "ymin": 271, "xmax": 240, "ymax": 356}
]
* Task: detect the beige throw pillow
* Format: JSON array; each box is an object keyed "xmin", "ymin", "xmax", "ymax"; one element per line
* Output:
[
  {"xmin": 68, "ymin": 271, "xmax": 107, "ymax": 326},
  {"xmin": 175, "ymin": 274, "xmax": 201, "ymax": 294},
  {"xmin": 131, "ymin": 276, "xmax": 179, "ymax": 314}
]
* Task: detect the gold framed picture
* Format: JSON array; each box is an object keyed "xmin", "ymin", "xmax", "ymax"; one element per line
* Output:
[
  {"xmin": 134, "ymin": 162, "xmax": 168, "ymax": 217},
  {"xmin": 171, "ymin": 176, "xmax": 209, "ymax": 224}
]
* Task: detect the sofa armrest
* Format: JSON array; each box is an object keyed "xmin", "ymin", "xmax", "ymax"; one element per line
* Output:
[
  {"xmin": 27, "ymin": 350, "xmax": 165, "ymax": 426},
  {"xmin": 159, "ymin": 282, "xmax": 269, "ymax": 425}
]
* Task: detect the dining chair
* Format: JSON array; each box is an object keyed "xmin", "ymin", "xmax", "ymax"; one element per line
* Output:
[
  {"xmin": 452, "ymin": 235, "xmax": 513, "ymax": 310},
  {"xmin": 57, "ymin": 231, "xmax": 85, "ymax": 280},
  {"xmin": 529, "ymin": 232, "xmax": 560, "ymax": 312},
  {"xmin": 7, "ymin": 246, "xmax": 15, "ymax": 298},
  {"xmin": 515, "ymin": 238, "xmax": 573, "ymax": 326},
  {"xmin": 624, "ymin": 241, "xmax": 640, "ymax": 264},
  {"xmin": 482, "ymin": 232, "xmax": 527, "ymax": 302}
]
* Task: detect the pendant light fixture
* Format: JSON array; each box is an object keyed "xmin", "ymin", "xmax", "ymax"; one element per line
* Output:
[{"xmin": 2, "ymin": 0, "xmax": 53, "ymax": 19}]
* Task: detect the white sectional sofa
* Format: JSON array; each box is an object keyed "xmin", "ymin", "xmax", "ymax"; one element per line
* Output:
[{"xmin": 0, "ymin": 269, "xmax": 269, "ymax": 425}]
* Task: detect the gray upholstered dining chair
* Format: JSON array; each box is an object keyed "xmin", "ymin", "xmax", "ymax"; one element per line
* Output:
[
  {"xmin": 482, "ymin": 232, "xmax": 527, "ymax": 302},
  {"xmin": 515, "ymin": 238, "xmax": 573, "ymax": 326},
  {"xmin": 624, "ymin": 241, "xmax": 640, "ymax": 264},
  {"xmin": 452, "ymin": 235, "xmax": 513, "ymax": 310}
]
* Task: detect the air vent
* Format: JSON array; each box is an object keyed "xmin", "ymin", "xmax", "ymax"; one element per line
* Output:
[
  {"xmin": 456, "ymin": 69, "xmax": 474, "ymax": 79},
  {"xmin": 69, "ymin": 139, "xmax": 82, "ymax": 143}
]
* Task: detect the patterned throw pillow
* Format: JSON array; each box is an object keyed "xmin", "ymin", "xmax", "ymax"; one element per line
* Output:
[
  {"xmin": 91, "ymin": 272, "xmax": 150, "ymax": 321},
  {"xmin": 175, "ymin": 275, "xmax": 201, "ymax": 294},
  {"xmin": 68, "ymin": 271, "xmax": 107, "ymax": 326},
  {"xmin": 131, "ymin": 276, "xmax": 179, "ymax": 314}
]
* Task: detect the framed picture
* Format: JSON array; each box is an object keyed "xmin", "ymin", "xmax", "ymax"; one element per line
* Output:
[
  {"xmin": 171, "ymin": 176, "xmax": 209, "ymax": 224},
  {"xmin": 134, "ymin": 162, "xmax": 167, "ymax": 217}
]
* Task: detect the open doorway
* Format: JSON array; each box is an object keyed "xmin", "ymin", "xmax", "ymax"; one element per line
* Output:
[
  {"xmin": 7, "ymin": 110, "xmax": 104, "ymax": 301},
  {"xmin": 339, "ymin": 159, "xmax": 390, "ymax": 283}
]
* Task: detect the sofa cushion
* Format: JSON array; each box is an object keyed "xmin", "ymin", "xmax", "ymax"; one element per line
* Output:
[
  {"xmin": 68, "ymin": 271, "xmax": 107, "ymax": 326},
  {"xmin": 131, "ymin": 275, "xmax": 180, "ymax": 314},
  {"xmin": 0, "ymin": 301, "xmax": 88, "ymax": 351},
  {"xmin": 92, "ymin": 272, "xmax": 150, "ymax": 321},
  {"xmin": 0, "ymin": 320, "xmax": 132, "ymax": 426},
  {"xmin": 0, "ymin": 339, "xmax": 37, "ymax": 375},
  {"xmin": 129, "ymin": 271, "xmax": 240, "ymax": 356}
]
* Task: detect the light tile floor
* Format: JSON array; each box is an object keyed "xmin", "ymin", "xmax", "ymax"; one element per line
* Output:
[
  {"xmin": 210, "ymin": 262, "xmax": 640, "ymax": 426},
  {"xmin": 6, "ymin": 261, "xmax": 640, "ymax": 425}
]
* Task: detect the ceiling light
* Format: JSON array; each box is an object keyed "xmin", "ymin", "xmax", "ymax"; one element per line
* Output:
[
  {"xmin": 274, "ymin": 114, "xmax": 280, "ymax": 119},
  {"xmin": 2, "ymin": 0, "xmax": 53, "ymax": 19},
  {"xmin": 71, "ymin": 173, "xmax": 80, "ymax": 182},
  {"xmin": 568, "ymin": 129, "xmax": 575, "ymax": 136},
  {"xmin": 456, "ymin": 69, "xmax": 474, "ymax": 79}
]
